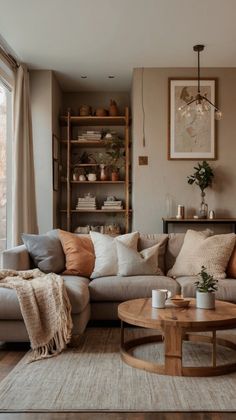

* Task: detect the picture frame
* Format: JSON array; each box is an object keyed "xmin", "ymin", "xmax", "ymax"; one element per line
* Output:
[
  {"xmin": 52, "ymin": 134, "xmax": 59, "ymax": 160},
  {"xmin": 168, "ymin": 79, "xmax": 217, "ymax": 160},
  {"xmin": 53, "ymin": 159, "xmax": 59, "ymax": 191}
]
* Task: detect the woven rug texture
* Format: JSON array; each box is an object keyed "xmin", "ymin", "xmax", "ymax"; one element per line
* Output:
[{"xmin": 0, "ymin": 328, "xmax": 236, "ymax": 411}]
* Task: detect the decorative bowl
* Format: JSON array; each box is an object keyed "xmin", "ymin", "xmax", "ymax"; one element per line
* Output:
[{"xmin": 171, "ymin": 298, "xmax": 191, "ymax": 308}]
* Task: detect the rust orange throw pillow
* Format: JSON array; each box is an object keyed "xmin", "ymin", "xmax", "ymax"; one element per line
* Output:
[
  {"xmin": 227, "ymin": 246, "xmax": 236, "ymax": 278},
  {"xmin": 58, "ymin": 230, "xmax": 95, "ymax": 277}
]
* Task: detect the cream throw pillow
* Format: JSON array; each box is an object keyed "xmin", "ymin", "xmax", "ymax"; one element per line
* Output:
[
  {"xmin": 116, "ymin": 241, "xmax": 162, "ymax": 276},
  {"xmin": 90, "ymin": 231, "xmax": 139, "ymax": 278},
  {"xmin": 168, "ymin": 230, "xmax": 236, "ymax": 279}
]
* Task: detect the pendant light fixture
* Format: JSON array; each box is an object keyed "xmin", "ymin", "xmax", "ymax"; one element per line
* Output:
[{"xmin": 178, "ymin": 45, "xmax": 222, "ymax": 120}]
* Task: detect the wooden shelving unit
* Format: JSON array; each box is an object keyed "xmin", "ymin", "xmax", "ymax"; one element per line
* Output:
[{"xmin": 59, "ymin": 107, "xmax": 131, "ymax": 233}]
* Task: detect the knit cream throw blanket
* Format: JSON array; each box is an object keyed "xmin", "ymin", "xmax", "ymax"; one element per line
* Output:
[{"xmin": 0, "ymin": 269, "xmax": 73, "ymax": 361}]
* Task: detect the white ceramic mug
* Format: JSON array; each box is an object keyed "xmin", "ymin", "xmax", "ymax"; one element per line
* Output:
[
  {"xmin": 152, "ymin": 289, "xmax": 171, "ymax": 308},
  {"xmin": 87, "ymin": 173, "xmax": 97, "ymax": 181}
]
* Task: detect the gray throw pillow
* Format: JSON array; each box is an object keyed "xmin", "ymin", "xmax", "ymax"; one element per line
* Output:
[{"xmin": 22, "ymin": 230, "xmax": 65, "ymax": 274}]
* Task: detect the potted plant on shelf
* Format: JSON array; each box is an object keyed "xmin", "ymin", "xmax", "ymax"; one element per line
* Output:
[
  {"xmin": 104, "ymin": 136, "xmax": 124, "ymax": 181},
  {"xmin": 195, "ymin": 266, "xmax": 218, "ymax": 309},
  {"xmin": 187, "ymin": 161, "xmax": 214, "ymax": 218},
  {"xmin": 72, "ymin": 165, "xmax": 84, "ymax": 181}
]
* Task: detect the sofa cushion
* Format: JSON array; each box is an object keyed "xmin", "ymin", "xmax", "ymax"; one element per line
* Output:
[
  {"xmin": 90, "ymin": 231, "xmax": 139, "ymax": 278},
  {"xmin": 176, "ymin": 276, "xmax": 236, "ymax": 303},
  {"xmin": 58, "ymin": 230, "xmax": 95, "ymax": 277},
  {"xmin": 22, "ymin": 230, "xmax": 65, "ymax": 274},
  {"xmin": 168, "ymin": 230, "xmax": 235, "ymax": 279},
  {"xmin": 89, "ymin": 275, "xmax": 180, "ymax": 302},
  {"xmin": 138, "ymin": 234, "xmax": 168, "ymax": 274},
  {"xmin": 0, "ymin": 276, "xmax": 90, "ymax": 320},
  {"xmin": 116, "ymin": 241, "xmax": 162, "ymax": 276},
  {"xmin": 165, "ymin": 233, "xmax": 185, "ymax": 273},
  {"xmin": 227, "ymin": 245, "xmax": 236, "ymax": 278}
]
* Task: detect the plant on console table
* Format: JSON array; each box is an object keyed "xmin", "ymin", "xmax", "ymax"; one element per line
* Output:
[
  {"xmin": 195, "ymin": 266, "xmax": 218, "ymax": 309},
  {"xmin": 187, "ymin": 161, "xmax": 214, "ymax": 219}
]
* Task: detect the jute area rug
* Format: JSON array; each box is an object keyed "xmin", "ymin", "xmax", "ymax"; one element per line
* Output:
[{"xmin": 0, "ymin": 327, "xmax": 236, "ymax": 412}]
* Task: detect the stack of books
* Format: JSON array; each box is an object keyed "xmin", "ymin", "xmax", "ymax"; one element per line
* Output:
[
  {"xmin": 78, "ymin": 131, "xmax": 102, "ymax": 142},
  {"xmin": 76, "ymin": 195, "xmax": 97, "ymax": 211},
  {"xmin": 101, "ymin": 198, "xmax": 123, "ymax": 210}
]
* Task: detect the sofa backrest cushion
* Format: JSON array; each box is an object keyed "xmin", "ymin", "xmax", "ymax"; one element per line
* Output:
[
  {"xmin": 138, "ymin": 233, "xmax": 168, "ymax": 274},
  {"xmin": 165, "ymin": 233, "xmax": 186, "ymax": 273}
]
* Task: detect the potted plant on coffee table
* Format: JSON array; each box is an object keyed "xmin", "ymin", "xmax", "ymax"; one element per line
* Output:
[{"xmin": 195, "ymin": 266, "xmax": 218, "ymax": 309}]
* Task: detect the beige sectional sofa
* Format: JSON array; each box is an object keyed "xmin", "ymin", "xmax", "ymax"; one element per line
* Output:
[{"xmin": 1, "ymin": 232, "xmax": 235, "ymax": 342}]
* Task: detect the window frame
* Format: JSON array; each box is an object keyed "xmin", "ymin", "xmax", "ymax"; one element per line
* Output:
[{"xmin": 0, "ymin": 54, "xmax": 14, "ymax": 249}]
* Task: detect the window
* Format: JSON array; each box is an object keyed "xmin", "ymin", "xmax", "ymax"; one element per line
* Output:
[{"xmin": 0, "ymin": 81, "xmax": 12, "ymax": 251}]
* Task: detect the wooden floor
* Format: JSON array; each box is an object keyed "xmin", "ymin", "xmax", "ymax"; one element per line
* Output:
[{"xmin": 0, "ymin": 343, "xmax": 235, "ymax": 420}]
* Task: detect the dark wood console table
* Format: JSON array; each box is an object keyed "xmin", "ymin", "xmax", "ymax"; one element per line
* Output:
[{"xmin": 162, "ymin": 218, "xmax": 236, "ymax": 234}]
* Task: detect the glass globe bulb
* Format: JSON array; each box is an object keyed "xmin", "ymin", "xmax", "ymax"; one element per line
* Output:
[
  {"xmin": 196, "ymin": 103, "xmax": 204, "ymax": 114},
  {"xmin": 203, "ymin": 101, "xmax": 210, "ymax": 112},
  {"xmin": 215, "ymin": 110, "xmax": 223, "ymax": 120}
]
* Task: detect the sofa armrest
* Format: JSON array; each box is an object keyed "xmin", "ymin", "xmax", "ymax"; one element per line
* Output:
[{"xmin": 1, "ymin": 245, "xmax": 31, "ymax": 270}]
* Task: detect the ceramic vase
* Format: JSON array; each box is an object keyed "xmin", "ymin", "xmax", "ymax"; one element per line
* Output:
[
  {"xmin": 100, "ymin": 164, "xmax": 108, "ymax": 181},
  {"xmin": 198, "ymin": 191, "xmax": 208, "ymax": 219}
]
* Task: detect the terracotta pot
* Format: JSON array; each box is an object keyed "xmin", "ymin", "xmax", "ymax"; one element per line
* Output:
[
  {"xmin": 95, "ymin": 108, "xmax": 107, "ymax": 117},
  {"xmin": 79, "ymin": 105, "xmax": 91, "ymax": 116},
  {"xmin": 111, "ymin": 171, "xmax": 119, "ymax": 181},
  {"xmin": 109, "ymin": 100, "xmax": 119, "ymax": 116}
]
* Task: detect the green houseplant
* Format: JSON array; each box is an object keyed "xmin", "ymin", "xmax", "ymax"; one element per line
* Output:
[
  {"xmin": 187, "ymin": 161, "xmax": 214, "ymax": 218},
  {"xmin": 104, "ymin": 136, "xmax": 124, "ymax": 181},
  {"xmin": 195, "ymin": 266, "xmax": 218, "ymax": 309}
]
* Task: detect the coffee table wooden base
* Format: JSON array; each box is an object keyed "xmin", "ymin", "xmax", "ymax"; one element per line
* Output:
[{"xmin": 121, "ymin": 323, "xmax": 236, "ymax": 377}]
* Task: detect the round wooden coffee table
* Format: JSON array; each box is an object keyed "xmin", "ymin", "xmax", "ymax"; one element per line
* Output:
[{"xmin": 118, "ymin": 298, "xmax": 236, "ymax": 377}]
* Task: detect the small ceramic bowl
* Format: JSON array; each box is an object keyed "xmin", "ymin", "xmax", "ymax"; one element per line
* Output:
[{"xmin": 171, "ymin": 298, "xmax": 191, "ymax": 308}]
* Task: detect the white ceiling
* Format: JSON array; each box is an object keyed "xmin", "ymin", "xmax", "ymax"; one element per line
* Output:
[{"xmin": 1, "ymin": 0, "xmax": 236, "ymax": 92}]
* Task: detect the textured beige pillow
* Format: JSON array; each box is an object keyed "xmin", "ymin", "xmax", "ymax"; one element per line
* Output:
[
  {"xmin": 168, "ymin": 230, "xmax": 236, "ymax": 279},
  {"xmin": 117, "ymin": 241, "xmax": 162, "ymax": 276},
  {"xmin": 90, "ymin": 231, "xmax": 139, "ymax": 278}
]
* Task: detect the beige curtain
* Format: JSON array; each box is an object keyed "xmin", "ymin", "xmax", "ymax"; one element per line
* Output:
[{"xmin": 13, "ymin": 64, "xmax": 38, "ymax": 245}]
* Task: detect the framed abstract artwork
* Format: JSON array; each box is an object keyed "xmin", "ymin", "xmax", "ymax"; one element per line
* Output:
[{"xmin": 168, "ymin": 79, "xmax": 217, "ymax": 160}]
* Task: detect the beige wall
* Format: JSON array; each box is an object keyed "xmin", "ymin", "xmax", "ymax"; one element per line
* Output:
[
  {"xmin": 30, "ymin": 70, "xmax": 62, "ymax": 233},
  {"xmin": 132, "ymin": 68, "xmax": 236, "ymax": 233}
]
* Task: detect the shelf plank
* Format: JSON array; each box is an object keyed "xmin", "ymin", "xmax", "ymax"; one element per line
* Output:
[
  {"xmin": 66, "ymin": 180, "xmax": 125, "ymax": 184},
  {"xmin": 60, "ymin": 115, "xmax": 128, "ymax": 126},
  {"xmin": 74, "ymin": 163, "xmax": 99, "ymax": 167},
  {"xmin": 60, "ymin": 209, "xmax": 132, "ymax": 213},
  {"xmin": 61, "ymin": 179, "xmax": 129, "ymax": 184},
  {"xmin": 61, "ymin": 140, "xmax": 106, "ymax": 147}
]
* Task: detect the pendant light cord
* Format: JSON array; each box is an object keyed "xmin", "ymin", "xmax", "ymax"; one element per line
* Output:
[
  {"xmin": 197, "ymin": 49, "xmax": 200, "ymax": 94},
  {"xmin": 141, "ymin": 67, "xmax": 146, "ymax": 147}
]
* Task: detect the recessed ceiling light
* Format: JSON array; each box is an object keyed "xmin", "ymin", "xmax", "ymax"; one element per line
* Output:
[
  {"xmin": 81, "ymin": 75, "xmax": 87, "ymax": 79},
  {"xmin": 108, "ymin": 75, "xmax": 115, "ymax": 79}
]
